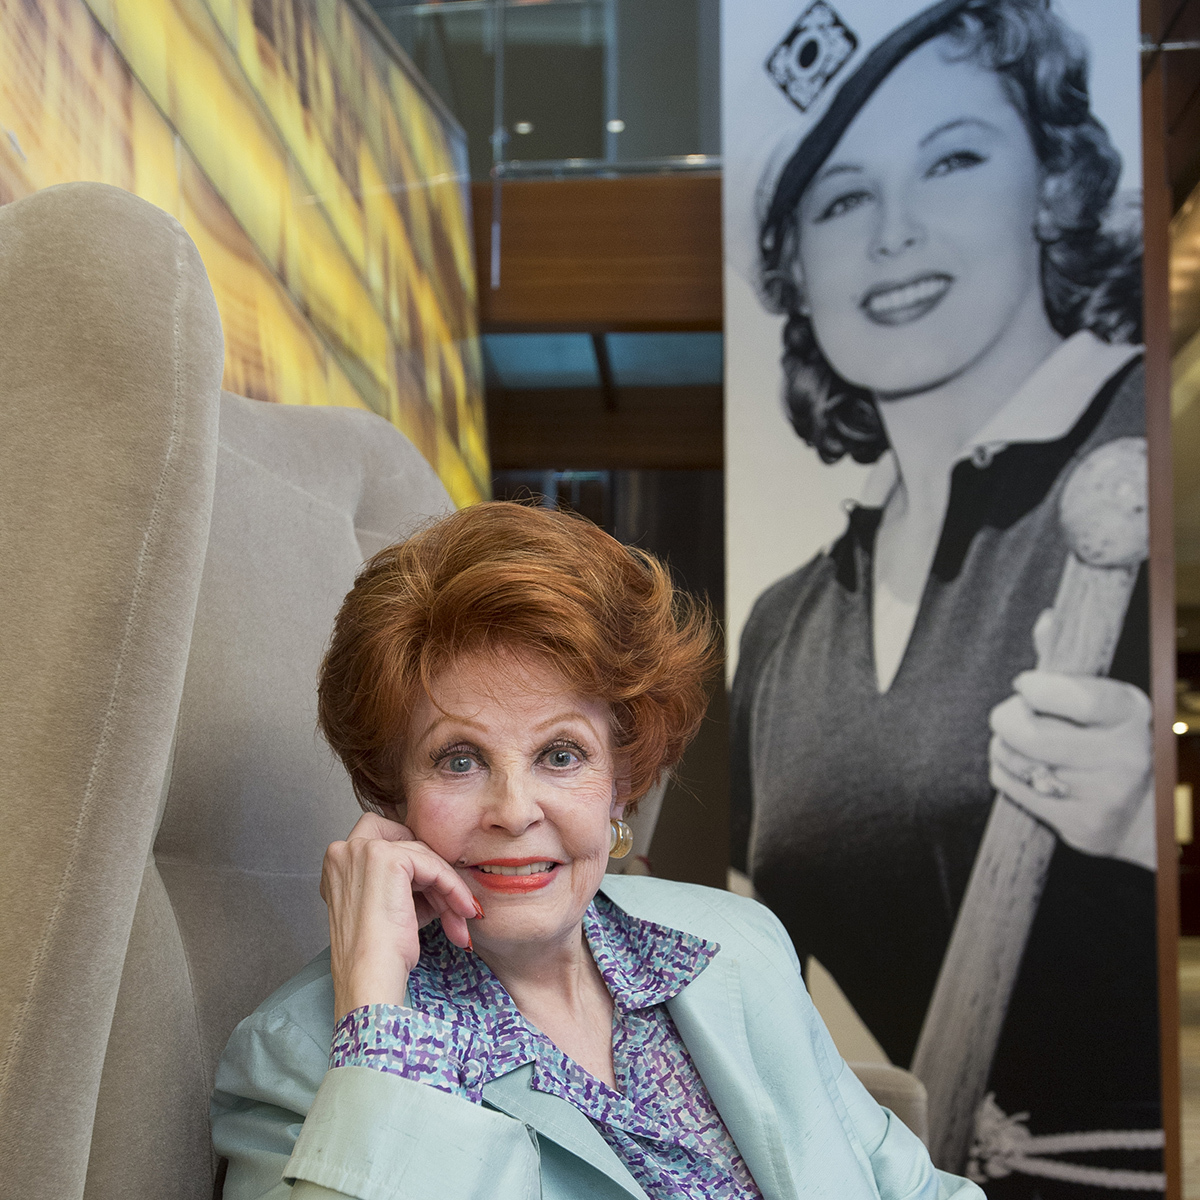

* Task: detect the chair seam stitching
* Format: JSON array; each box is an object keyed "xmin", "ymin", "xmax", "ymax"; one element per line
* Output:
[{"xmin": 216, "ymin": 438, "xmax": 359, "ymax": 519}]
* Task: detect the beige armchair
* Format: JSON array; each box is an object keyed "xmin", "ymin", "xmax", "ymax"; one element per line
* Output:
[
  {"xmin": 0, "ymin": 181, "xmax": 926, "ymax": 1200},
  {"xmin": 0, "ymin": 183, "xmax": 452, "ymax": 1199}
]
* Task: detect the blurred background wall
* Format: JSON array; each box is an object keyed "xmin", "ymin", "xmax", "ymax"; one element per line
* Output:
[{"xmin": 0, "ymin": 0, "xmax": 488, "ymax": 505}]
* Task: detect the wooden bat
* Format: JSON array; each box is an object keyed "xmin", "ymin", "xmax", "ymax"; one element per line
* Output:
[{"xmin": 910, "ymin": 436, "xmax": 1149, "ymax": 1173}]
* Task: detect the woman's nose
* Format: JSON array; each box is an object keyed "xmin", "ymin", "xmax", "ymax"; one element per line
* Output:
[
  {"xmin": 483, "ymin": 774, "xmax": 545, "ymax": 834},
  {"xmin": 869, "ymin": 194, "xmax": 925, "ymax": 260}
]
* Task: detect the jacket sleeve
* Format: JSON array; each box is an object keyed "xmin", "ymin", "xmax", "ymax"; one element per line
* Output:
[
  {"xmin": 751, "ymin": 899, "xmax": 985, "ymax": 1200},
  {"xmin": 211, "ymin": 1010, "xmax": 541, "ymax": 1200},
  {"xmin": 831, "ymin": 1063, "xmax": 983, "ymax": 1200}
]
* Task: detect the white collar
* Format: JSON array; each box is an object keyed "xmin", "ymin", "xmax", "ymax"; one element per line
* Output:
[{"xmin": 858, "ymin": 331, "xmax": 1142, "ymax": 507}]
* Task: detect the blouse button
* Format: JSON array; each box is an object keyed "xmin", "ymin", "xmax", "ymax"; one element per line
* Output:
[{"xmin": 461, "ymin": 1058, "xmax": 484, "ymax": 1087}]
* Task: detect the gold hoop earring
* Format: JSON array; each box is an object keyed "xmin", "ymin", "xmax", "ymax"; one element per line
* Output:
[{"xmin": 609, "ymin": 818, "xmax": 633, "ymax": 859}]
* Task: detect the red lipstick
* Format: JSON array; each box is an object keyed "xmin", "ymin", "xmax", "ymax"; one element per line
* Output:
[{"xmin": 469, "ymin": 857, "xmax": 562, "ymax": 894}]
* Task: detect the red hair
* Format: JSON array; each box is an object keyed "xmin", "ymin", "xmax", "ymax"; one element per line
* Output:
[{"xmin": 317, "ymin": 501, "xmax": 719, "ymax": 813}]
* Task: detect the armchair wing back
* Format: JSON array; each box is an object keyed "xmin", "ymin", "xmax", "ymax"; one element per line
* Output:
[
  {"xmin": 0, "ymin": 182, "xmax": 224, "ymax": 1200},
  {"xmin": 0, "ymin": 182, "xmax": 453, "ymax": 1199}
]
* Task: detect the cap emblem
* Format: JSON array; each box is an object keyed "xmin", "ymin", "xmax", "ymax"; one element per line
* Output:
[{"xmin": 766, "ymin": 2, "xmax": 858, "ymax": 112}]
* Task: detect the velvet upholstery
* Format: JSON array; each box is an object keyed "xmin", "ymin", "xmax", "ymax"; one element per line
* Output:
[
  {"xmin": 0, "ymin": 182, "xmax": 224, "ymax": 1199},
  {"xmin": 86, "ymin": 392, "xmax": 453, "ymax": 1198},
  {"xmin": 0, "ymin": 182, "xmax": 453, "ymax": 1198}
]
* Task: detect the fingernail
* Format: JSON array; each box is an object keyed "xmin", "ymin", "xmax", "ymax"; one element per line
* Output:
[
  {"xmin": 472, "ymin": 898, "xmax": 485, "ymax": 920},
  {"xmin": 467, "ymin": 934, "xmax": 474, "ymax": 953}
]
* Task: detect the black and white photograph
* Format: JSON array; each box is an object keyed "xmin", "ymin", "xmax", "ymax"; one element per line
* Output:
[{"xmin": 723, "ymin": 1, "xmax": 1163, "ymax": 1194}]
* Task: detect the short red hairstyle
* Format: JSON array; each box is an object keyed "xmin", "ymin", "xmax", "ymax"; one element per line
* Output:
[{"xmin": 317, "ymin": 501, "xmax": 720, "ymax": 814}]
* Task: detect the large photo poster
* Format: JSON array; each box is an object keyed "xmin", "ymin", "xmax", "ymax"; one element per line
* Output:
[{"xmin": 723, "ymin": 1, "xmax": 1163, "ymax": 1193}]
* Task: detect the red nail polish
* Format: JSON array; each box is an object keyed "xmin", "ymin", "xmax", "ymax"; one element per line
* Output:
[
  {"xmin": 473, "ymin": 898, "xmax": 485, "ymax": 920},
  {"xmin": 467, "ymin": 934, "xmax": 474, "ymax": 952}
]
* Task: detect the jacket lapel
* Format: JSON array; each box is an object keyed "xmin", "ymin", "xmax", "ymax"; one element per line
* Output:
[
  {"xmin": 667, "ymin": 952, "xmax": 799, "ymax": 1200},
  {"xmin": 482, "ymin": 1064, "xmax": 650, "ymax": 1200}
]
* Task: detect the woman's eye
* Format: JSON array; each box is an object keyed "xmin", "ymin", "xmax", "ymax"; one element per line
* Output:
[
  {"xmin": 815, "ymin": 189, "xmax": 872, "ymax": 222},
  {"xmin": 927, "ymin": 150, "xmax": 985, "ymax": 178},
  {"xmin": 447, "ymin": 755, "xmax": 474, "ymax": 774},
  {"xmin": 545, "ymin": 747, "xmax": 580, "ymax": 769}
]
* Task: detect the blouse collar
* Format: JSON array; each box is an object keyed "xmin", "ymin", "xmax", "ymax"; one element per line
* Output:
[
  {"xmin": 859, "ymin": 331, "xmax": 1142, "ymax": 508},
  {"xmin": 583, "ymin": 893, "xmax": 718, "ymax": 1010},
  {"xmin": 409, "ymin": 891, "xmax": 718, "ymax": 1018}
]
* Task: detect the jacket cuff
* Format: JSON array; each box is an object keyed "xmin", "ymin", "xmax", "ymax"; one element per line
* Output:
[
  {"xmin": 331, "ymin": 1004, "xmax": 483, "ymax": 1101},
  {"xmin": 285, "ymin": 1066, "xmax": 541, "ymax": 1200}
]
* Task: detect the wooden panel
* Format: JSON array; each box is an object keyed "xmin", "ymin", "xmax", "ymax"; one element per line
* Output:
[
  {"xmin": 1143, "ymin": 21, "xmax": 1184, "ymax": 1198},
  {"xmin": 487, "ymin": 385, "xmax": 722, "ymax": 469},
  {"xmin": 472, "ymin": 175, "xmax": 722, "ymax": 331}
]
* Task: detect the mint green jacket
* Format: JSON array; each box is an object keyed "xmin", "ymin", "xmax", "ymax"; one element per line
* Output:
[{"xmin": 211, "ymin": 876, "xmax": 982, "ymax": 1200}]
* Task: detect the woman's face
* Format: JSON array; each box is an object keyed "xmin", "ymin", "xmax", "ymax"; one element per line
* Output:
[
  {"xmin": 796, "ymin": 37, "xmax": 1046, "ymax": 397},
  {"xmin": 400, "ymin": 648, "xmax": 622, "ymax": 959}
]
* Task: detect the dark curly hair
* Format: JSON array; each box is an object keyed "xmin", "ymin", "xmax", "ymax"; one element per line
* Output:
[{"xmin": 758, "ymin": 0, "xmax": 1143, "ymax": 465}]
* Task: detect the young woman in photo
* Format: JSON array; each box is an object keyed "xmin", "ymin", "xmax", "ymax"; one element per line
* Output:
[{"xmin": 731, "ymin": 1, "xmax": 1161, "ymax": 1193}]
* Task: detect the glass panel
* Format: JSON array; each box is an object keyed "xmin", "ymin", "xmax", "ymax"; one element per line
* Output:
[
  {"xmin": 606, "ymin": 331, "xmax": 723, "ymax": 387},
  {"xmin": 483, "ymin": 333, "xmax": 600, "ymax": 389},
  {"xmin": 378, "ymin": 4, "xmax": 497, "ymax": 182},
  {"xmin": 503, "ymin": 1, "xmax": 608, "ymax": 169},
  {"xmin": 609, "ymin": 0, "xmax": 719, "ymax": 164},
  {"xmin": 371, "ymin": 0, "xmax": 719, "ymax": 180}
]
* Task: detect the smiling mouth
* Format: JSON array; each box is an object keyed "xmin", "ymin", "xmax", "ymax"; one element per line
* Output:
[
  {"xmin": 470, "ymin": 858, "xmax": 563, "ymax": 893},
  {"xmin": 861, "ymin": 273, "xmax": 952, "ymax": 326},
  {"xmin": 476, "ymin": 861, "xmax": 557, "ymax": 876}
]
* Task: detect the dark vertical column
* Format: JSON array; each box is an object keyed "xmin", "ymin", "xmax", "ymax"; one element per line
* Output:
[
  {"xmin": 613, "ymin": 469, "xmax": 729, "ymax": 888},
  {"xmin": 1141, "ymin": 7, "xmax": 1183, "ymax": 1195},
  {"xmin": 696, "ymin": 0, "xmax": 721, "ymax": 157}
]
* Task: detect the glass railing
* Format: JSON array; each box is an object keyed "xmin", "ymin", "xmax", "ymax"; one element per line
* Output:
[{"xmin": 370, "ymin": 0, "xmax": 720, "ymax": 182}]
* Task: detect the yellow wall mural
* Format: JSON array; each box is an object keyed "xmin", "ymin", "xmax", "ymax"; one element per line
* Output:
[{"xmin": 0, "ymin": 0, "xmax": 488, "ymax": 506}]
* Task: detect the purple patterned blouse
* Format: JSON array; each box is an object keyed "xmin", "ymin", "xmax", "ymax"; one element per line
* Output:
[{"xmin": 330, "ymin": 893, "xmax": 763, "ymax": 1200}]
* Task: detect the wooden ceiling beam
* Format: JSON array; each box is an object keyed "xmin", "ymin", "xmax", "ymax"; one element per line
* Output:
[{"xmin": 472, "ymin": 175, "xmax": 722, "ymax": 332}]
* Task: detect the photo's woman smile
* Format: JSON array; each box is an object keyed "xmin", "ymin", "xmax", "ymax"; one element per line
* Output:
[{"xmin": 859, "ymin": 271, "xmax": 954, "ymax": 326}]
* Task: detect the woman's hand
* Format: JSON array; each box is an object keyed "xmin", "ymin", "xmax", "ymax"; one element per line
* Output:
[
  {"xmin": 988, "ymin": 671, "xmax": 1156, "ymax": 872},
  {"xmin": 321, "ymin": 812, "xmax": 482, "ymax": 1022}
]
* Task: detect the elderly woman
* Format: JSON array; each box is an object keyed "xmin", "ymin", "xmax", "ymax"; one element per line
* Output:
[{"xmin": 211, "ymin": 502, "xmax": 980, "ymax": 1200}]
